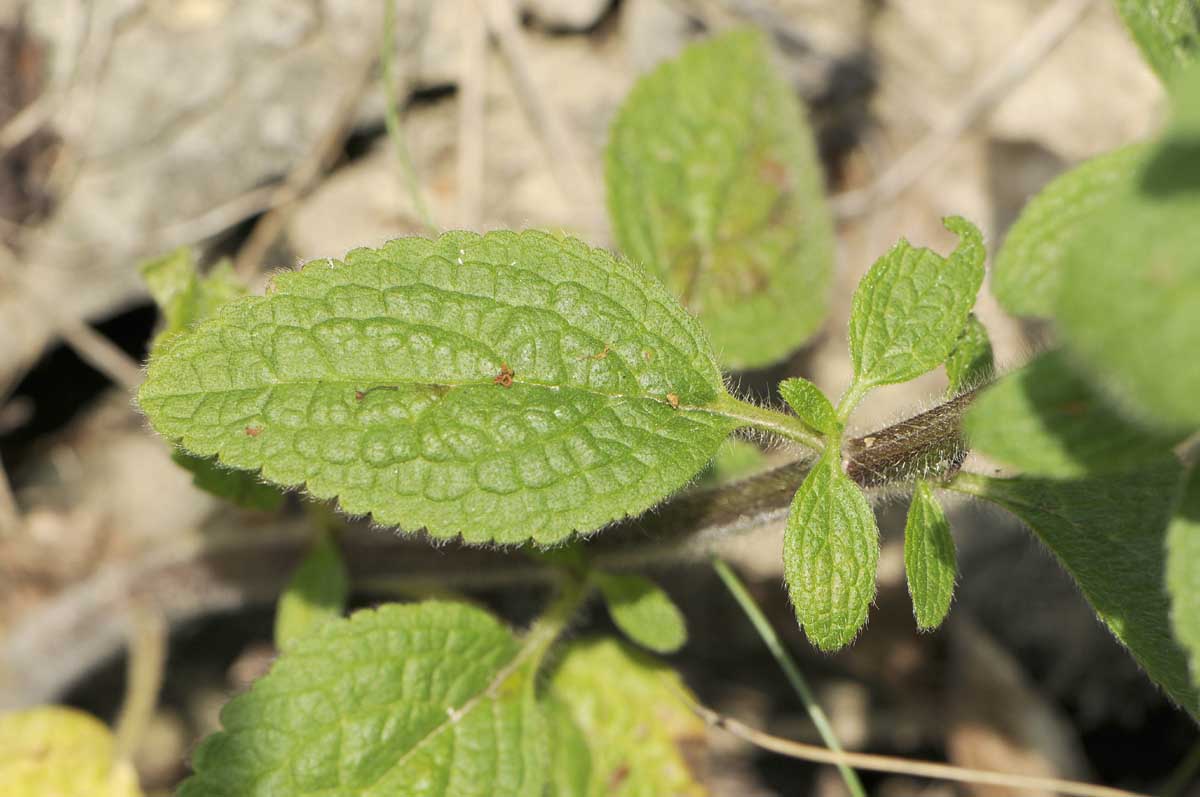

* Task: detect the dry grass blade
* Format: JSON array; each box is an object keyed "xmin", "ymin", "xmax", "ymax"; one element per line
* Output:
[{"xmin": 694, "ymin": 702, "xmax": 1151, "ymax": 797}]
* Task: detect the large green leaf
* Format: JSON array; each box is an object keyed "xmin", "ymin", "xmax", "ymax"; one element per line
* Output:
[
  {"xmin": 606, "ymin": 30, "xmax": 834, "ymax": 369},
  {"xmin": 904, "ymin": 481, "xmax": 956, "ymax": 631},
  {"xmin": 594, "ymin": 572, "xmax": 688, "ymax": 654},
  {"xmin": 547, "ymin": 638, "xmax": 707, "ymax": 797},
  {"xmin": 991, "ymin": 145, "xmax": 1146, "ymax": 318},
  {"xmin": 955, "ymin": 463, "xmax": 1198, "ymax": 715},
  {"xmin": 1168, "ymin": 466, "xmax": 1200, "ymax": 686},
  {"xmin": 178, "ymin": 602, "xmax": 548, "ymax": 797},
  {"xmin": 0, "ymin": 707, "xmax": 141, "ymax": 797},
  {"xmin": 965, "ymin": 350, "xmax": 1185, "ymax": 477},
  {"xmin": 783, "ymin": 448, "xmax": 879, "ymax": 651},
  {"xmin": 139, "ymin": 231, "xmax": 738, "ymax": 544},
  {"xmin": 274, "ymin": 531, "xmax": 349, "ymax": 651},
  {"xmin": 1114, "ymin": 0, "xmax": 1200, "ymax": 81},
  {"xmin": 847, "ymin": 217, "xmax": 985, "ymax": 400},
  {"xmin": 1056, "ymin": 66, "xmax": 1200, "ymax": 430}
]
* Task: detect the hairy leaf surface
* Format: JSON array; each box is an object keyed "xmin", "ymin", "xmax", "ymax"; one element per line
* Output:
[
  {"xmin": 944, "ymin": 314, "xmax": 993, "ymax": 396},
  {"xmin": 783, "ymin": 449, "xmax": 879, "ymax": 651},
  {"xmin": 965, "ymin": 350, "xmax": 1185, "ymax": 477},
  {"xmin": 179, "ymin": 602, "xmax": 548, "ymax": 797},
  {"xmin": 274, "ymin": 532, "xmax": 348, "ymax": 651},
  {"xmin": 957, "ymin": 463, "xmax": 1198, "ymax": 716},
  {"xmin": 1114, "ymin": 0, "xmax": 1200, "ymax": 81},
  {"xmin": 904, "ymin": 482, "xmax": 956, "ymax": 630},
  {"xmin": 606, "ymin": 30, "xmax": 833, "ymax": 368},
  {"xmin": 991, "ymin": 145, "xmax": 1146, "ymax": 318},
  {"xmin": 779, "ymin": 377, "xmax": 838, "ymax": 435},
  {"xmin": 0, "ymin": 707, "xmax": 141, "ymax": 797},
  {"xmin": 595, "ymin": 572, "xmax": 688, "ymax": 654},
  {"xmin": 1168, "ymin": 466, "xmax": 1200, "ymax": 686},
  {"xmin": 1056, "ymin": 66, "xmax": 1200, "ymax": 430},
  {"xmin": 139, "ymin": 231, "xmax": 737, "ymax": 544},
  {"xmin": 848, "ymin": 217, "xmax": 985, "ymax": 396},
  {"xmin": 548, "ymin": 638, "xmax": 706, "ymax": 797}
]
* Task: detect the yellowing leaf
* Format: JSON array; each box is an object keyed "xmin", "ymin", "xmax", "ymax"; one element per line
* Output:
[{"xmin": 0, "ymin": 706, "xmax": 141, "ymax": 797}]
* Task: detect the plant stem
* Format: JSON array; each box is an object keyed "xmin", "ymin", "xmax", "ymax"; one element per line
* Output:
[
  {"xmin": 114, "ymin": 605, "xmax": 167, "ymax": 762},
  {"xmin": 711, "ymin": 393, "xmax": 826, "ymax": 454},
  {"xmin": 383, "ymin": 0, "xmax": 436, "ymax": 233},
  {"xmin": 835, "ymin": 379, "xmax": 870, "ymax": 422},
  {"xmin": 521, "ymin": 570, "xmax": 590, "ymax": 664},
  {"xmin": 712, "ymin": 557, "xmax": 867, "ymax": 797}
]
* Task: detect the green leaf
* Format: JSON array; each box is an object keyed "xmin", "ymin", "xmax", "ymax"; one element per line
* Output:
[
  {"xmin": 1168, "ymin": 466, "xmax": 1200, "ymax": 686},
  {"xmin": 606, "ymin": 29, "xmax": 834, "ymax": 369},
  {"xmin": 0, "ymin": 707, "xmax": 142, "ymax": 797},
  {"xmin": 695, "ymin": 437, "xmax": 766, "ymax": 487},
  {"xmin": 965, "ymin": 350, "xmax": 1185, "ymax": 478},
  {"xmin": 944, "ymin": 314, "xmax": 993, "ymax": 395},
  {"xmin": 903, "ymin": 481, "xmax": 956, "ymax": 630},
  {"xmin": 594, "ymin": 572, "xmax": 688, "ymax": 654},
  {"xmin": 991, "ymin": 144, "xmax": 1146, "ymax": 318},
  {"xmin": 178, "ymin": 601, "xmax": 548, "ymax": 797},
  {"xmin": 172, "ymin": 450, "xmax": 286, "ymax": 511},
  {"xmin": 956, "ymin": 462, "xmax": 1198, "ymax": 716},
  {"xmin": 779, "ymin": 377, "xmax": 838, "ymax": 435},
  {"xmin": 1114, "ymin": 0, "xmax": 1200, "ymax": 81},
  {"xmin": 548, "ymin": 638, "xmax": 707, "ymax": 797},
  {"xmin": 1055, "ymin": 67, "xmax": 1200, "ymax": 431},
  {"xmin": 847, "ymin": 216, "xmax": 985, "ymax": 398},
  {"xmin": 544, "ymin": 697, "xmax": 592, "ymax": 797},
  {"xmin": 141, "ymin": 247, "xmax": 246, "ymax": 347},
  {"xmin": 783, "ymin": 448, "xmax": 879, "ymax": 651},
  {"xmin": 138, "ymin": 231, "xmax": 738, "ymax": 544},
  {"xmin": 274, "ymin": 532, "xmax": 349, "ymax": 651}
]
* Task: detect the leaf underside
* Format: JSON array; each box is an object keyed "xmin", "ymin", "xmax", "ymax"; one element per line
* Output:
[
  {"xmin": 139, "ymin": 231, "xmax": 736, "ymax": 544},
  {"xmin": 965, "ymin": 350, "xmax": 1185, "ymax": 478},
  {"xmin": 606, "ymin": 29, "xmax": 834, "ymax": 369},
  {"xmin": 962, "ymin": 463, "xmax": 1198, "ymax": 716}
]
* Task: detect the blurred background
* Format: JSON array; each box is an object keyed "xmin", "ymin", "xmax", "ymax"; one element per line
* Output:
[{"xmin": 0, "ymin": 0, "xmax": 1195, "ymax": 794}]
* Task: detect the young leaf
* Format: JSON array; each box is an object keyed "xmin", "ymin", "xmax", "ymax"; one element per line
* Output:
[
  {"xmin": 955, "ymin": 462, "xmax": 1198, "ymax": 716},
  {"xmin": 138, "ymin": 231, "xmax": 738, "ymax": 544},
  {"xmin": 1167, "ymin": 466, "xmax": 1200, "ymax": 686},
  {"xmin": 1114, "ymin": 0, "xmax": 1200, "ymax": 81},
  {"xmin": 944, "ymin": 313, "xmax": 993, "ymax": 395},
  {"xmin": 172, "ymin": 450, "xmax": 285, "ymax": 511},
  {"xmin": 903, "ymin": 481, "xmax": 956, "ymax": 630},
  {"xmin": 0, "ymin": 706, "xmax": 142, "ymax": 797},
  {"xmin": 847, "ymin": 216, "xmax": 985, "ymax": 399},
  {"xmin": 547, "ymin": 638, "xmax": 707, "ymax": 797},
  {"xmin": 1056, "ymin": 66, "xmax": 1200, "ymax": 430},
  {"xmin": 779, "ymin": 377, "xmax": 838, "ymax": 435},
  {"xmin": 783, "ymin": 448, "xmax": 879, "ymax": 651},
  {"xmin": 594, "ymin": 571, "xmax": 688, "ymax": 654},
  {"xmin": 991, "ymin": 145, "xmax": 1146, "ymax": 318},
  {"xmin": 141, "ymin": 247, "xmax": 246, "ymax": 346},
  {"xmin": 274, "ymin": 532, "xmax": 349, "ymax": 651},
  {"xmin": 965, "ymin": 350, "xmax": 1186, "ymax": 478},
  {"xmin": 178, "ymin": 602, "xmax": 548, "ymax": 797},
  {"xmin": 606, "ymin": 29, "xmax": 834, "ymax": 369}
]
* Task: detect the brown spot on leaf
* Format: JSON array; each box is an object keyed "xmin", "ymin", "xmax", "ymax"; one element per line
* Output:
[
  {"xmin": 666, "ymin": 392, "xmax": 680, "ymax": 409},
  {"xmin": 244, "ymin": 426, "xmax": 262, "ymax": 437},
  {"xmin": 354, "ymin": 390, "xmax": 366, "ymax": 401},
  {"xmin": 493, "ymin": 362, "xmax": 514, "ymax": 388}
]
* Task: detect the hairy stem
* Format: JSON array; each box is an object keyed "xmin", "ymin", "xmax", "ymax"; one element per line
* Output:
[
  {"xmin": 713, "ymin": 558, "xmax": 866, "ymax": 797},
  {"xmin": 711, "ymin": 393, "xmax": 826, "ymax": 453}
]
